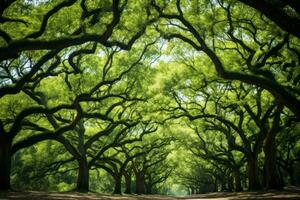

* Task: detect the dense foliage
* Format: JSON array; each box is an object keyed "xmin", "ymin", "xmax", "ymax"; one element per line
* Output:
[{"xmin": 0, "ymin": 0, "xmax": 299, "ymax": 195}]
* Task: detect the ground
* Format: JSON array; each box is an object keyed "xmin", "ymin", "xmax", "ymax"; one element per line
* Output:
[{"xmin": 1, "ymin": 188, "xmax": 300, "ymax": 200}]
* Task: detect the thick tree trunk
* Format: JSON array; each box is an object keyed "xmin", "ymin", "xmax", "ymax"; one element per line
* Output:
[
  {"xmin": 76, "ymin": 123, "xmax": 89, "ymax": 193},
  {"xmin": 135, "ymin": 173, "xmax": 145, "ymax": 195},
  {"xmin": 264, "ymin": 136, "xmax": 283, "ymax": 190},
  {"xmin": 234, "ymin": 169, "xmax": 242, "ymax": 192},
  {"xmin": 124, "ymin": 172, "xmax": 132, "ymax": 194},
  {"xmin": 76, "ymin": 160, "xmax": 89, "ymax": 192},
  {"xmin": 113, "ymin": 176, "xmax": 122, "ymax": 194},
  {"xmin": 247, "ymin": 155, "xmax": 262, "ymax": 191},
  {"xmin": 0, "ymin": 135, "xmax": 12, "ymax": 191},
  {"xmin": 264, "ymin": 104, "xmax": 283, "ymax": 191}
]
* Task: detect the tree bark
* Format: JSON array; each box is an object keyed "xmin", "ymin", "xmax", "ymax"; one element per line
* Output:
[
  {"xmin": 263, "ymin": 104, "xmax": 283, "ymax": 190},
  {"xmin": 113, "ymin": 176, "xmax": 122, "ymax": 194},
  {"xmin": 76, "ymin": 160, "xmax": 89, "ymax": 192},
  {"xmin": 264, "ymin": 135, "xmax": 283, "ymax": 190},
  {"xmin": 228, "ymin": 175, "xmax": 234, "ymax": 192},
  {"xmin": 135, "ymin": 172, "xmax": 145, "ymax": 195},
  {"xmin": 124, "ymin": 172, "xmax": 132, "ymax": 194},
  {"xmin": 237, "ymin": 0, "xmax": 300, "ymax": 39},
  {"xmin": 213, "ymin": 178, "xmax": 218, "ymax": 192},
  {"xmin": 0, "ymin": 134, "xmax": 12, "ymax": 191},
  {"xmin": 233, "ymin": 169, "xmax": 242, "ymax": 192},
  {"xmin": 247, "ymin": 154, "xmax": 262, "ymax": 191}
]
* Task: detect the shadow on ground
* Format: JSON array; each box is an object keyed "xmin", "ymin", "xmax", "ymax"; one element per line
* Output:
[{"xmin": 0, "ymin": 187, "xmax": 300, "ymax": 200}]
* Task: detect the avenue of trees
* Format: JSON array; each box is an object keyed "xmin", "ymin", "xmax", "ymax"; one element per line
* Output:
[{"xmin": 0, "ymin": 0, "xmax": 299, "ymax": 195}]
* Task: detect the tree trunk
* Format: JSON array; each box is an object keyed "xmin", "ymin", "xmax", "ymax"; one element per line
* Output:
[
  {"xmin": 264, "ymin": 131, "xmax": 283, "ymax": 190},
  {"xmin": 76, "ymin": 160, "xmax": 89, "ymax": 192},
  {"xmin": 221, "ymin": 176, "xmax": 227, "ymax": 191},
  {"xmin": 145, "ymin": 183, "xmax": 152, "ymax": 194},
  {"xmin": 113, "ymin": 176, "xmax": 122, "ymax": 194},
  {"xmin": 187, "ymin": 187, "xmax": 191, "ymax": 195},
  {"xmin": 76, "ymin": 121, "xmax": 89, "ymax": 192},
  {"xmin": 0, "ymin": 135, "xmax": 12, "ymax": 191},
  {"xmin": 124, "ymin": 172, "xmax": 132, "ymax": 194},
  {"xmin": 191, "ymin": 187, "xmax": 195, "ymax": 194},
  {"xmin": 213, "ymin": 178, "xmax": 218, "ymax": 192},
  {"xmin": 228, "ymin": 174, "xmax": 234, "ymax": 192},
  {"xmin": 278, "ymin": 166, "xmax": 284, "ymax": 186},
  {"xmin": 247, "ymin": 154, "xmax": 262, "ymax": 191},
  {"xmin": 288, "ymin": 167, "xmax": 295, "ymax": 186},
  {"xmin": 264, "ymin": 103, "xmax": 283, "ymax": 190},
  {"xmin": 135, "ymin": 172, "xmax": 145, "ymax": 195},
  {"xmin": 234, "ymin": 169, "xmax": 242, "ymax": 192}
]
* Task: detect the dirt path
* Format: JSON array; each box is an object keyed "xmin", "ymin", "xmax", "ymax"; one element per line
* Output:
[{"xmin": 0, "ymin": 189, "xmax": 300, "ymax": 200}]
